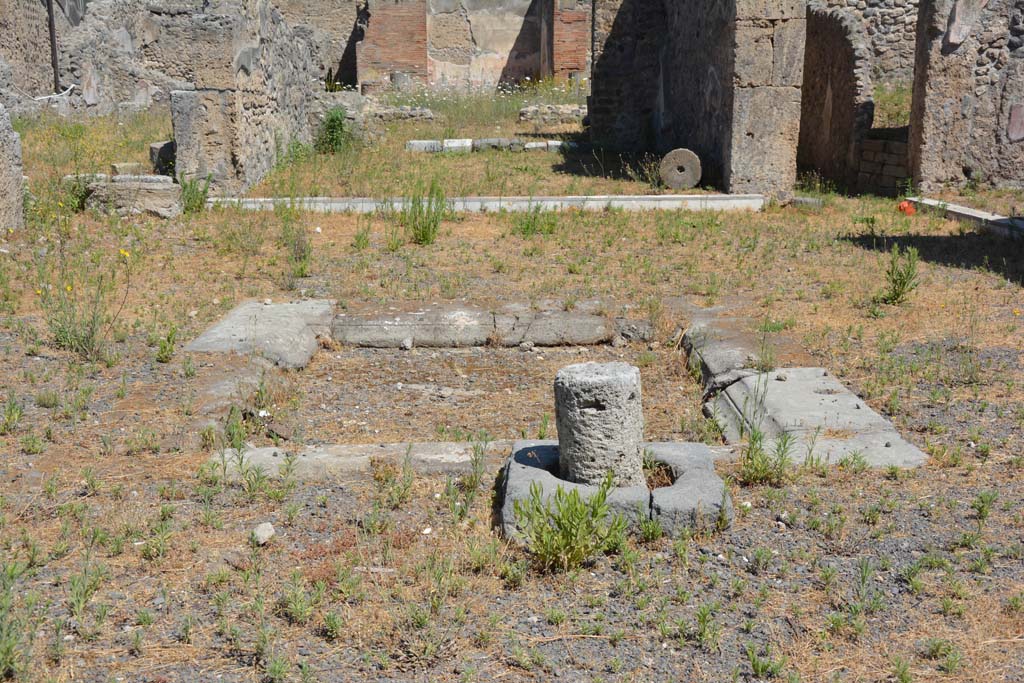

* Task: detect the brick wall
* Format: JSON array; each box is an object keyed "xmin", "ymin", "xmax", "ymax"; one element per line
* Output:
[
  {"xmin": 551, "ymin": 0, "xmax": 590, "ymax": 81},
  {"xmin": 358, "ymin": 0, "xmax": 428, "ymax": 92}
]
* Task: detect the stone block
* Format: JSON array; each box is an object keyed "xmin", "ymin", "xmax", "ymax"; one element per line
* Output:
[
  {"xmin": 494, "ymin": 310, "xmax": 613, "ymax": 346},
  {"xmin": 473, "ymin": 138, "xmax": 511, "ymax": 151},
  {"xmin": 186, "ymin": 300, "xmax": 335, "ymax": 369},
  {"xmin": 554, "ymin": 362, "xmax": 645, "ymax": 487},
  {"xmin": 110, "ymin": 162, "xmax": 146, "ymax": 175},
  {"xmin": 648, "ymin": 443, "xmax": 733, "ymax": 536},
  {"xmin": 882, "ymin": 163, "xmax": 908, "ymax": 177},
  {"xmin": 734, "ymin": 25, "xmax": 775, "ymax": 87},
  {"xmin": 442, "ymin": 138, "xmax": 473, "ymax": 153},
  {"xmin": 149, "ymin": 140, "xmax": 177, "ymax": 175},
  {"xmin": 406, "ymin": 139, "xmax": 443, "ymax": 153},
  {"xmin": 85, "ymin": 176, "xmax": 183, "ymax": 219},
  {"xmin": 0, "ymin": 104, "xmax": 23, "ymax": 232},
  {"xmin": 524, "ymin": 141, "xmax": 549, "ymax": 151},
  {"xmin": 772, "ymin": 18, "xmax": 807, "ymax": 87}
]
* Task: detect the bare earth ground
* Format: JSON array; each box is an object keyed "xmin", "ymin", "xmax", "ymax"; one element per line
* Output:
[{"xmin": 0, "ymin": 109, "xmax": 1021, "ymax": 682}]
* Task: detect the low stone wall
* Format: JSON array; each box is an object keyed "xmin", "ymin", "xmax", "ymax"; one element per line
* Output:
[
  {"xmin": 910, "ymin": 0, "xmax": 1024, "ymax": 192},
  {"xmin": 518, "ymin": 103, "xmax": 586, "ymax": 126},
  {"xmin": 798, "ymin": 2, "xmax": 875, "ymax": 191},
  {"xmin": 857, "ymin": 128, "xmax": 909, "ymax": 195},
  {"xmin": 0, "ymin": 104, "xmax": 24, "ymax": 231}
]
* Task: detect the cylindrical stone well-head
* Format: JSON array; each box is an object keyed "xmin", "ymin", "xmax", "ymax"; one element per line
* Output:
[{"xmin": 554, "ymin": 362, "xmax": 646, "ymax": 487}]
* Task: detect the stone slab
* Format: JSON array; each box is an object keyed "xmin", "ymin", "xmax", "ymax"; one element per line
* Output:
[
  {"xmin": 332, "ymin": 305, "xmax": 616, "ymax": 348},
  {"xmin": 215, "ymin": 440, "xmax": 511, "ymax": 480},
  {"xmin": 708, "ymin": 367, "xmax": 927, "ymax": 468},
  {"xmin": 186, "ymin": 300, "xmax": 335, "ymax": 369},
  {"xmin": 908, "ymin": 197, "xmax": 1024, "ymax": 240},
  {"xmin": 682, "ymin": 316, "xmax": 761, "ymax": 396},
  {"xmin": 406, "ymin": 140, "xmax": 442, "ymax": 153},
  {"xmin": 215, "ymin": 194, "xmax": 768, "ymax": 214},
  {"xmin": 442, "ymin": 138, "xmax": 473, "ymax": 153},
  {"xmin": 499, "ymin": 440, "xmax": 731, "ymax": 538},
  {"xmin": 85, "ymin": 178, "xmax": 183, "ymax": 219}
]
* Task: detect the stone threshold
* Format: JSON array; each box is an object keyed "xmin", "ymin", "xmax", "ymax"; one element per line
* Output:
[
  {"xmin": 210, "ymin": 194, "xmax": 767, "ymax": 214},
  {"xmin": 908, "ymin": 196, "xmax": 1024, "ymax": 239}
]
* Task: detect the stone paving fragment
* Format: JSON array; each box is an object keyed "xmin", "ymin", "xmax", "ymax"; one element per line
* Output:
[
  {"xmin": 186, "ymin": 300, "xmax": 334, "ymax": 369},
  {"xmin": 708, "ymin": 367, "xmax": 928, "ymax": 467}
]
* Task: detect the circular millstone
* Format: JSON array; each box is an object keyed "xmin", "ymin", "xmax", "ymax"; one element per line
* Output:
[
  {"xmin": 554, "ymin": 362, "xmax": 645, "ymax": 488},
  {"xmin": 659, "ymin": 148, "xmax": 702, "ymax": 190}
]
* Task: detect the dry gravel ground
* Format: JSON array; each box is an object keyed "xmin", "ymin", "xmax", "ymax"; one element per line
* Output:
[{"xmin": 0, "ymin": 111, "xmax": 1020, "ymax": 681}]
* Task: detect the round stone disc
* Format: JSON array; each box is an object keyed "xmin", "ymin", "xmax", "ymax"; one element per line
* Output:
[{"xmin": 659, "ymin": 148, "xmax": 702, "ymax": 190}]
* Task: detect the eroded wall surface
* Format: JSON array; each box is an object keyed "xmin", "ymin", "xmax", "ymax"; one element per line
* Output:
[
  {"xmin": 798, "ymin": 1, "xmax": 875, "ymax": 189},
  {"xmin": 910, "ymin": 0, "xmax": 1024, "ymax": 191},
  {"xmin": 170, "ymin": 0, "xmax": 320, "ymax": 195}
]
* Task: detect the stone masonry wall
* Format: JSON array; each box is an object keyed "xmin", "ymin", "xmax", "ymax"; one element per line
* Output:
[
  {"xmin": 827, "ymin": 0, "xmax": 919, "ymax": 83},
  {"xmin": 798, "ymin": 2, "xmax": 875, "ymax": 189},
  {"xmin": 0, "ymin": 103, "xmax": 24, "ymax": 232},
  {"xmin": 857, "ymin": 130, "xmax": 909, "ymax": 194},
  {"xmin": 589, "ymin": 0, "xmax": 669, "ymax": 153},
  {"xmin": 910, "ymin": 0, "xmax": 1024, "ymax": 191},
  {"xmin": 171, "ymin": 0, "xmax": 320, "ymax": 195},
  {"xmin": 724, "ymin": 0, "xmax": 806, "ymax": 193},
  {"xmin": 274, "ymin": 0, "xmax": 362, "ymax": 80},
  {"xmin": 591, "ymin": 0, "xmax": 804, "ymax": 193}
]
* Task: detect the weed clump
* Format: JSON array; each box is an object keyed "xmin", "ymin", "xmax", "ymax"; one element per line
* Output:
[
  {"xmin": 514, "ymin": 472, "xmax": 626, "ymax": 572},
  {"xmin": 400, "ymin": 179, "xmax": 447, "ymax": 246},
  {"xmin": 180, "ymin": 175, "xmax": 211, "ymax": 214},
  {"xmin": 314, "ymin": 107, "xmax": 352, "ymax": 155},
  {"xmin": 878, "ymin": 244, "xmax": 920, "ymax": 305}
]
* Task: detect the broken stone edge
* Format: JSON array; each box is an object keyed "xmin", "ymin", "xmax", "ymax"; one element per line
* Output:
[{"xmin": 498, "ymin": 440, "xmax": 732, "ymax": 540}]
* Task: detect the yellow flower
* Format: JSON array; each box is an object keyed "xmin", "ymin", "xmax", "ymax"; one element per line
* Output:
[
  {"xmin": 35, "ymin": 289, "xmax": 41, "ymax": 296},
  {"xmin": 65, "ymin": 284, "xmax": 72, "ymax": 292},
  {"xmin": 1014, "ymin": 308, "xmax": 1022, "ymax": 317},
  {"xmin": 119, "ymin": 248, "xmax": 131, "ymax": 260}
]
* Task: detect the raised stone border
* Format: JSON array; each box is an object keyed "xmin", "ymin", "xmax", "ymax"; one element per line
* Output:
[
  {"xmin": 908, "ymin": 197, "xmax": 1024, "ymax": 240},
  {"xmin": 189, "ymin": 300, "xmax": 654, "ymax": 369},
  {"xmin": 185, "ymin": 300, "xmax": 334, "ymax": 369},
  {"xmin": 215, "ymin": 441, "xmax": 508, "ymax": 480},
  {"xmin": 212, "ymin": 194, "xmax": 767, "ymax": 214},
  {"xmin": 684, "ymin": 307, "xmax": 927, "ymax": 468},
  {"xmin": 406, "ymin": 138, "xmax": 574, "ymax": 154},
  {"xmin": 333, "ymin": 305, "xmax": 651, "ymax": 349},
  {"xmin": 709, "ymin": 368, "xmax": 927, "ymax": 468},
  {"xmin": 499, "ymin": 440, "xmax": 732, "ymax": 539}
]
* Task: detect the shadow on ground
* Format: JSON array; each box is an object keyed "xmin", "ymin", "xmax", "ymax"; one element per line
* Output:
[{"xmin": 844, "ymin": 231, "xmax": 1024, "ymax": 284}]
